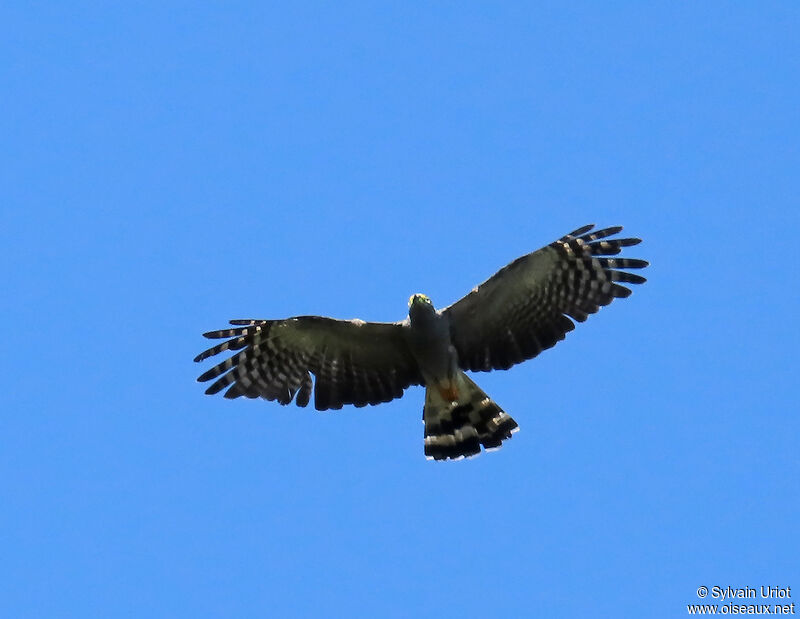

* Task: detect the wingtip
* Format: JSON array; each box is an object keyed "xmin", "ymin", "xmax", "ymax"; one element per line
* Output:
[
  {"xmin": 204, "ymin": 382, "xmax": 223, "ymax": 395},
  {"xmin": 570, "ymin": 223, "xmax": 595, "ymax": 236},
  {"xmin": 197, "ymin": 368, "xmax": 217, "ymax": 383}
]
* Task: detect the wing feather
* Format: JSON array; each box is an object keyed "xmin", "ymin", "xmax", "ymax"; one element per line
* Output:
[
  {"xmin": 443, "ymin": 224, "xmax": 648, "ymax": 372},
  {"xmin": 195, "ymin": 317, "xmax": 421, "ymax": 410}
]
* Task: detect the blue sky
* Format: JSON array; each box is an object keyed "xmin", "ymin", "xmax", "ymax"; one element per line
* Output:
[{"xmin": 2, "ymin": 2, "xmax": 798, "ymax": 617}]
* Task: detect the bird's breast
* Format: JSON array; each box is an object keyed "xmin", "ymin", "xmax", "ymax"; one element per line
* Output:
[{"xmin": 405, "ymin": 317, "xmax": 456, "ymax": 384}]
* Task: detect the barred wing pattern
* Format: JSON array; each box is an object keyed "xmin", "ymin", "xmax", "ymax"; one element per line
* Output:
[
  {"xmin": 194, "ymin": 317, "xmax": 422, "ymax": 410},
  {"xmin": 443, "ymin": 225, "xmax": 648, "ymax": 372}
]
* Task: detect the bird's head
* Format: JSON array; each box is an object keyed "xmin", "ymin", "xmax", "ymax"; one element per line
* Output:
[
  {"xmin": 408, "ymin": 293, "xmax": 435, "ymax": 322},
  {"xmin": 408, "ymin": 293, "xmax": 434, "ymax": 308}
]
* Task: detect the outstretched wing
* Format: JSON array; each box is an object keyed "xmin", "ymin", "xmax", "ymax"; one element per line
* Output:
[
  {"xmin": 443, "ymin": 224, "xmax": 648, "ymax": 372},
  {"xmin": 194, "ymin": 317, "xmax": 421, "ymax": 410}
]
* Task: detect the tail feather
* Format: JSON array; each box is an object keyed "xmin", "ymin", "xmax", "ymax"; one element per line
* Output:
[{"xmin": 423, "ymin": 373, "xmax": 518, "ymax": 460}]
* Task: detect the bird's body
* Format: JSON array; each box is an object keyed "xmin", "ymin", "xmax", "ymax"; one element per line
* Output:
[
  {"xmin": 195, "ymin": 224, "xmax": 648, "ymax": 460},
  {"xmin": 405, "ymin": 294, "xmax": 456, "ymax": 388},
  {"xmin": 404, "ymin": 293, "xmax": 518, "ymax": 458}
]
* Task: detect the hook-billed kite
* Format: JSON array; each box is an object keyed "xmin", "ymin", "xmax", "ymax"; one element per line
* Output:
[{"xmin": 195, "ymin": 224, "xmax": 648, "ymax": 460}]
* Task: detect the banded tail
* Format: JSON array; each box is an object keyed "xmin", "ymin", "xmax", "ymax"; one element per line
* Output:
[{"xmin": 423, "ymin": 372, "xmax": 519, "ymax": 460}]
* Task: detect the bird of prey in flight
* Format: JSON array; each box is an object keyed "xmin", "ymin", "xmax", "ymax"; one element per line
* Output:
[{"xmin": 194, "ymin": 224, "xmax": 647, "ymax": 460}]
